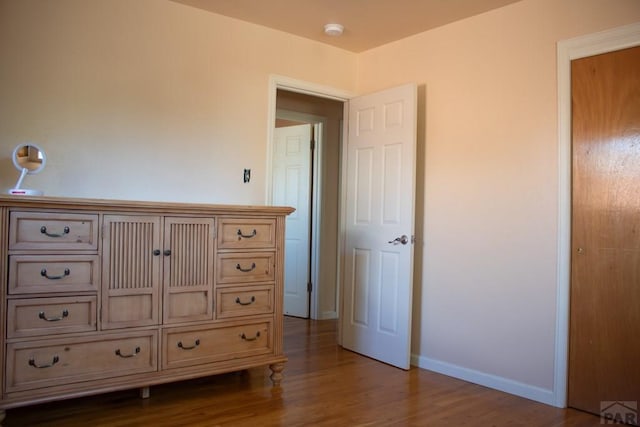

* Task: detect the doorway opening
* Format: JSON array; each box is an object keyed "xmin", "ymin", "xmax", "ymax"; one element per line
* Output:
[{"xmin": 268, "ymin": 83, "xmax": 346, "ymax": 320}]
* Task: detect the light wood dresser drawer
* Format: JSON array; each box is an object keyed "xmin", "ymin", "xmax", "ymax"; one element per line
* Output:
[
  {"xmin": 7, "ymin": 296, "xmax": 97, "ymax": 338},
  {"xmin": 9, "ymin": 211, "xmax": 98, "ymax": 251},
  {"xmin": 8, "ymin": 255, "xmax": 100, "ymax": 294},
  {"xmin": 162, "ymin": 321, "xmax": 272, "ymax": 369},
  {"xmin": 218, "ymin": 218, "xmax": 276, "ymax": 249},
  {"xmin": 216, "ymin": 285, "xmax": 274, "ymax": 319},
  {"xmin": 216, "ymin": 252, "xmax": 275, "ymax": 284},
  {"xmin": 6, "ymin": 331, "xmax": 158, "ymax": 393}
]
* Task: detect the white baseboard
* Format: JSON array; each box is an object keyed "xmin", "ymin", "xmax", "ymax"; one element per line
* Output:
[
  {"xmin": 319, "ymin": 311, "xmax": 338, "ymax": 320},
  {"xmin": 411, "ymin": 354, "xmax": 557, "ymax": 406}
]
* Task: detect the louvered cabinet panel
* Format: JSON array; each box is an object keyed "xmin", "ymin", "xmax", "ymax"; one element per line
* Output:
[
  {"xmin": 163, "ymin": 217, "xmax": 215, "ymax": 324},
  {"xmin": 101, "ymin": 215, "xmax": 161, "ymax": 329}
]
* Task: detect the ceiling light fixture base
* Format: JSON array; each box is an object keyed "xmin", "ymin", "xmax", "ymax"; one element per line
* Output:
[{"xmin": 324, "ymin": 23, "xmax": 344, "ymax": 36}]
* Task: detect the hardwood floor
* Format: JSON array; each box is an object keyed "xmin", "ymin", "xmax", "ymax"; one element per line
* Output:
[{"xmin": 4, "ymin": 317, "xmax": 601, "ymax": 426}]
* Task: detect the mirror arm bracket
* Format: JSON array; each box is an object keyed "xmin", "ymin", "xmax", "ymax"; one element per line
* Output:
[{"xmin": 13, "ymin": 167, "xmax": 29, "ymax": 190}]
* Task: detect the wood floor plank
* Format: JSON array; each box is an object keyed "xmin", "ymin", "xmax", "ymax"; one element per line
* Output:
[{"xmin": 3, "ymin": 317, "xmax": 601, "ymax": 426}]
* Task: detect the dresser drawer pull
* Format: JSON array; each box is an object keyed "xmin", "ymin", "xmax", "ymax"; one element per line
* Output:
[
  {"xmin": 28, "ymin": 355, "xmax": 60, "ymax": 369},
  {"xmin": 38, "ymin": 309, "xmax": 69, "ymax": 322},
  {"xmin": 237, "ymin": 228, "xmax": 257, "ymax": 239},
  {"xmin": 115, "ymin": 346, "xmax": 141, "ymax": 358},
  {"xmin": 40, "ymin": 225, "xmax": 70, "ymax": 238},
  {"xmin": 235, "ymin": 296, "xmax": 256, "ymax": 306},
  {"xmin": 177, "ymin": 339, "xmax": 200, "ymax": 350},
  {"xmin": 240, "ymin": 331, "xmax": 261, "ymax": 341},
  {"xmin": 236, "ymin": 262, "xmax": 256, "ymax": 273},
  {"xmin": 40, "ymin": 268, "xmax": 71, "ymax": 280}
]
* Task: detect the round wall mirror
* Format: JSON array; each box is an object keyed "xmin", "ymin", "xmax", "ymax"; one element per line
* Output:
[{"xmin": 8, "ymin": 143, "xmax": 46, "ymax": 196}]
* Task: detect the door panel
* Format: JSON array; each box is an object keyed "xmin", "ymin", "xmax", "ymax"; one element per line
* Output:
[
  {"xmin": 342, "ymin": 83, "xmax": 417, "ymax": 369},
  {"xmin": 569, "ymin": 46, "xmax": 640, "ymax": 422},
  {"xmin": 273, "ymin": 124, "xmax": 312, "ymax": 318}
]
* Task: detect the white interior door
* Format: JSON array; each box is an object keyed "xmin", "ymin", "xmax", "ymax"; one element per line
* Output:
[
  {"xmin": 272, "ymin": 124, "xmax": 312, "ymax": 317},
  {"xmin": 342, "ymin": 83, "xmax": 417, "ymax": 369}
]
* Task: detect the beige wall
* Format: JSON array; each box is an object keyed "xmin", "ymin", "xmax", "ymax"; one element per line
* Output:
[
  {"xmin": 0, "ymin": 0, "xmax": 356, "ymax": 203},
  {"xmin": 357, "ymin": 0, "xmax": 640, "ymax": 394}
]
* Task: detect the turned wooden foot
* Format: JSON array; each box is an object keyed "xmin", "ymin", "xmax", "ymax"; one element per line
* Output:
[
  {"xmin": 269, "ymin": 362, "xmax": 285, "ymax": 386},
  {"xmin": 139, "ymin": 386, "xmax": 150, "ymax": 399},
  {"xmin": 0, "ymin": 409, "xmax": 5, "ymax": 425}
]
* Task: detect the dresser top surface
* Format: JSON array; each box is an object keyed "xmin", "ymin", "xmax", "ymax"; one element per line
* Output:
[{"xmin": 0, "ymin": 195, "xmax": 295, "ymax": 216}]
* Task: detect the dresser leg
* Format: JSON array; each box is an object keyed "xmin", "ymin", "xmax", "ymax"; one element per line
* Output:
[
  {"xmin": 269, "ymin": 362, "xmax": 285, "ymax": 386},
  {"xmin": 140, "ymin": 386, "xmax": 150, "ymax": 399},
  {"xmin": 0, "ymin": 409, "xmax": 5, "ymax": 425}
]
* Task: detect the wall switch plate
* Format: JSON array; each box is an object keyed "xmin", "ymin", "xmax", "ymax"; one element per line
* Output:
[{"xmin": 243, "ymin": 169, "xmax": 251, "ymax": 183}]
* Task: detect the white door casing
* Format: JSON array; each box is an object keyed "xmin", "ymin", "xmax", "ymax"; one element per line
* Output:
[
  {"xmin": 341, "ymin": 83, "xmax": 417, "ymax": 369},
  {"xmin": 273, "ymin": 124, "xmax": 312, "ymax": 317}
]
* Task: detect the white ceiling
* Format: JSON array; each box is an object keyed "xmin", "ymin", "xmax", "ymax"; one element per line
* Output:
[{"xmin": 171, "ymin": 0, "xmax": 523, "ymax": 52}]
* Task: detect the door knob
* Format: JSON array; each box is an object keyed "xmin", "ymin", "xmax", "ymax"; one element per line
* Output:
[{"xmin": 388, "ymin": 235, "xmax": 409, "ymax": 245}]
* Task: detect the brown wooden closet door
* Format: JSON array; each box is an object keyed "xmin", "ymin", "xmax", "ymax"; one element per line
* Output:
[{"xmin": 569, "ymin": 45, "xmax": 640, "ymax": 423}]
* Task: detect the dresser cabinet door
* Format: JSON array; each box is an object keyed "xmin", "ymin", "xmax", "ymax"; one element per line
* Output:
[
  {"xmin": 163, "ymin": 217, "xmax": 215, "ymax": 324},
  {"xmin": 102, "ymin": 215, "xmax": 161, "ymax": 329}
]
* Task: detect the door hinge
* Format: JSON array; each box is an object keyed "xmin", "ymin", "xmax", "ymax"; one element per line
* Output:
[
  {"xmin": 310, "ymin": 138, "xmax": 316, "ymax": 151},
  {"xmin": 307, "ymin": 281, "xmax": 312, "ymax": 292}
]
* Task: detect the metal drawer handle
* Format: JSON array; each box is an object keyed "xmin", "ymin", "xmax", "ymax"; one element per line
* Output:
[
  {"xmin": 115, "ymin": 346, "xmax": 141, "ymax": 358},
  {"xmin": 40, "ymin": 225, "xmax": 70, "ymax": 238},
  {"xmin": 177, "ymin": 339, "xmax": 200, "ymax": 350},
  {"xmin": 237, "ymin": 229, "xmax": 257, "ymax": 239},
  {"xmin": 240, "ymin": 331, "xmax": 261, "ymax": 341},
  {"xmin": 235, "ymin": 296, "xmax": 256, "ymax": 306},
  {"xmin": 236, "ymin": 262, "xmax": 256, "ymax": 273},
  {"xmin": 41, "ymin": 268, "xmax": 70, "ymax": 280},
  {"xmin": 29, "ymin": 355, "xmax": 59, "ymax": 369},
  {"xmin": 38, "ymin": 309, "xmax": 69, "ymax": 322}
]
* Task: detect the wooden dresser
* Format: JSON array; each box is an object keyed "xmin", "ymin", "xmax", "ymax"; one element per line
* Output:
[{"xmin": 0, "ymin": 195, "xmax": 294, "ymax": 424}]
